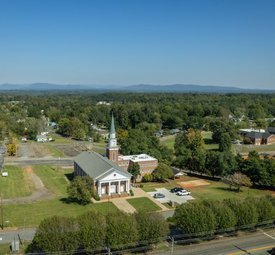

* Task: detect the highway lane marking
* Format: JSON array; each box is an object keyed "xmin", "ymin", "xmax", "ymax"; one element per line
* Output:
[
  {"xmin": 261, "ymin": 231, "xmax": 275, "ymax": 241},
  {"xmin": 226, "ymin": 244, "xmax": 275, "ymax": 255}
]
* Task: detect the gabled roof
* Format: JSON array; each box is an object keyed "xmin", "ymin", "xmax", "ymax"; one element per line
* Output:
[
  {"xmin": 267, "ymin": 127, "xmax": 275, "ymax": 134},
  {"xmin": 74, "ymin": 151, "xmax": 131, "ymax": 180},
  {"xmin": 246, "ymin": 131, "xmax": 272, "ymax": 140}
]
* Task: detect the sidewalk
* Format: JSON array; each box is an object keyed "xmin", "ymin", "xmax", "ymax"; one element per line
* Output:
[{"xmin": 93, "ymin": 187, "xmax": 172, "ymax": 213}]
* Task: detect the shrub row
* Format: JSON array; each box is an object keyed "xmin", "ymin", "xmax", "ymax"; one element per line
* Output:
[
  {"xmin": 174, "ymin": 196, "xmax": 275, "ymax": 236},
  {"xmin": 27, "ymin": 211, "xmax": 169, "ymax": 254}
]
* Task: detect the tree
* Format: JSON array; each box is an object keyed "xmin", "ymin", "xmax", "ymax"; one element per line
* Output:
[
  {"xmin": 135, "ymin": 212, "xmax": 169, "ymax": 243},
  {"xmin": 106, "ymin": 212, "xmax": 139, "ymax": 249},
  {"xmin": 77, "ymin": 211, "xmax": 106, "ymax": 250},
  {"xmin": 225, "ymin": 199, "xmax": 258, "ymax": 227},
  {"xmin": 174, "ymin": 202, "xmax": 216, "ymax": 235},
  {"xmin": 142, "ymin": 173, "xmax": 154, "ymax": 182},
  {"xmin": 219, "ymin": 133, "xmax": 231, "ymax": 152},
  {"xmin": 28, "ymin": 216, "xmax": 79, "ymax": 254},
  {"xmin": 153, "ymin": 163, "xmax": 173, "ymax": 181},
  {"xmin": 204, "ymin": 201, "xmax": 237, "ymax": 231},
  {"xmin": 224, "ymin": 172, "xmax": 252, "ymax": 192},
  {"xmin": 7, "ymin": 143, "xmax": 16, "ymax": 156},
  {"xmin": 127, "ymin": 162, "xmax": 140, "ymax": 182},
  {"xmin": 67, "ymin": 176, "xmax": 93, "ymax": 205},
  {"xmin": 252, "ymin": 197, "xmax": 275, "ymax": 223},
  {"xmin": 174, "ymin": 129, "xmax": 206, "ymax": 173}
]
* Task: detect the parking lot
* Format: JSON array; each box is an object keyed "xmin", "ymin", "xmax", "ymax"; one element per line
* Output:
[{"xmin": 148, "ymin": 188, "xmax": 194, "ymax": 205}]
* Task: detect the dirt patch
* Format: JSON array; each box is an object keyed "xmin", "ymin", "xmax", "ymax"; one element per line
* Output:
[
  {"xmin": 17, "ymin": 143, "xmax": 53, "ymax": 158},
  {"xmin": 178, "ymin": 180, "xmax": 210, "ymax": 188},
  {"xmin": 54, "ymin": 144, "xmax": 80, "ymax": 157},
  {"xmin": 24, "ymin": 167, "xmax": 33, "ymax": 173}
]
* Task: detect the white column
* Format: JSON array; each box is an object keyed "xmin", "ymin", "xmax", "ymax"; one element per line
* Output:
[
  {"xmin": 118, "ymin": 181, "xmax": 121, "ymax": 195},
  {"xmin": 98, "ymin": 182, "xmax": 102, "ymax": 197},
  {"xmin": 108, "ymin": 181, "xmax": 111, "ymax": 196},
  {"xmin": 126, "ymin": 179, "xmax": 130, "ymax": 193}
]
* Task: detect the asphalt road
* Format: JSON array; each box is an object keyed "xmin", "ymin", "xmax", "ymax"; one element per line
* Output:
[
  {"xmin": 157, "ymin": 229, "xmax": 275, "ymax": 255},
  {"xmin": 5, "ymin": 157, "xmax": 73, "ymax": 166},
  {"xmin": 0, "ymin": 228, "xmax": 36, "ymax": 244}
]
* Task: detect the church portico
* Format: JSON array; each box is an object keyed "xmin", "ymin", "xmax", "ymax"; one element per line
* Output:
[{"xmin": 97, "ymin": 180, "xmax": 130, "ymax": 197}]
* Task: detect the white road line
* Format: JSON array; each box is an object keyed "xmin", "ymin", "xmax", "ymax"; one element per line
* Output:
[{"xmin": 260, "ymin": 230, "xmax": 275, "ymax": 240}]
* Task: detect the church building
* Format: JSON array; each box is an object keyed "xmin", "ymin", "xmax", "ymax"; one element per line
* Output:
[{"xmin": 74, "ymin": 114, "xmax": 158, "ymax": 198}]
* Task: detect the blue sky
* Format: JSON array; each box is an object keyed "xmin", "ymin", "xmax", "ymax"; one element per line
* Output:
[{"xmin": 0, "ymin": 0, "xmax": 274, "ymax": 89}]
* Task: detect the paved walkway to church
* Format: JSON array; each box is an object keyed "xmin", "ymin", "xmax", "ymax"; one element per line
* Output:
[
  {"xmin": 93, "ymin": 187, "xmax": 169, "ymax": 213},
  {"xmin": 112, "ymin": 199, "xmax": 137, "ymax": 214}
]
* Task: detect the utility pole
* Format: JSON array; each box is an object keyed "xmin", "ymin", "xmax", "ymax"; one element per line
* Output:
[
  {"xmin": 0, "ymin": 193, "xmax": 3, "ymax": 230},
  {"xmin": 170, "ymin": 236, "xmax": 174, "ymax": 255}
]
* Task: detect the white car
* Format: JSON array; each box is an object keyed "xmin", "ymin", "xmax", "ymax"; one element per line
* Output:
[{"xmin": 176, "ymin": 190, "xmax": 191, "ymax": 196}]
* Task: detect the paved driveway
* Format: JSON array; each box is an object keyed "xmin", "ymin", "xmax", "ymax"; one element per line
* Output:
[{"xmin": 148, "ymin": 188, "xmax": 194, "ymax": 205}]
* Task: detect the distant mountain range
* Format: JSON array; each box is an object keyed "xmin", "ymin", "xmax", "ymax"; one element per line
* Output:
[{"xmin": 0, "ymin": 83, "xmax": 274, "ymax": 93}]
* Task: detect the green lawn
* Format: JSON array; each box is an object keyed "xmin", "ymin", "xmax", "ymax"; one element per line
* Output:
[
  {"xmin": 3, "ymin": 199, "xmax": 118, "ymax": 227},
  {"xmin": 235, "ymin": 143, "xmax": 275, "ymax": 153},
  {"xmin": 45, "ymin": 144, "xmax": 65, "ymax": 157},
  {"xmin": 51, "ymin": 133, "xmax": 72, "ymax": 143},
  {"xmin": 127, "ymin": 197, "xmax": 161, "ymax": 212},
  {"xmin": 141, "ymin": 177, "xmax": 273, "ymax": 201},
  {"xmin": 160, "ymin": 132, "xmax": 219, "ymax": 151},
  {"xmin": 0, "ymin": 166, "xmax": 35, "ymax": 198},
  {"xmin": 160, "ymin": 135, "xmax": 176, "ymax": 150},
  {"xmin": 92, "ymin": 141, "xmax": 107, "ymax": 154},
  {"xmin": 33, "ymin": 165, "xmax": 70, "ymax": 197},
  {"xmin": 2, "ymin": 165, "xmax": 119, "ymax": 227},
  {"xmin": 188, "ymin": 180, "xmax": 273, "ymax": 201}
]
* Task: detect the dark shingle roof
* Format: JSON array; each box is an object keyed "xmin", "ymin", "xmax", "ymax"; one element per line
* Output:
[
  {"xmin": 267, "ymin": 127, "xmax": 275, "ymax": 134},
  {"xmin": 74, "ymin": 151, "xmax": 131, "ymax": 180}
]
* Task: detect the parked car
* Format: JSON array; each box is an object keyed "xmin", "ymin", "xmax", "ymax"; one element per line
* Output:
[
  {"xmin": 154, "ymin": 193, "xmax": 165, "ymax": 198},
  {"xmin": 170, "ymin": 187, "xmax": 183, "ymax": 193},
  {"xmin": 177, "ymin": 190, "xmax": 191, "ymax": 196}
]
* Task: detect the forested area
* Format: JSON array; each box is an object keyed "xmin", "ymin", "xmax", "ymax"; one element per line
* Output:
[
  {"xmin": 0, "ymin": 92, "xmax": 275, "ymax": 141},
  {"xmin": 0, "ymin": 92, "xmax": 274, "ymax": 186}
]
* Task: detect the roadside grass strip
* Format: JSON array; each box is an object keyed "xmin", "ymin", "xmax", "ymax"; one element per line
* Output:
[{"xmin": 0, "ymin": 166, "xmax": 35, "ymax": 198}]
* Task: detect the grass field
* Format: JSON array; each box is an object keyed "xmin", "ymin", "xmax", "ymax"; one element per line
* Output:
[
  {"xmin": 51, "ymin": 133, "xmax": 73, "ymax": 144},
  {"xmin": 2, "ymin": 165, "xmax": 118, "ymax": 227},
  {"xmin": 33, "ymin": 165, "xmax": 71, "ymax": 197},
  {"xmin": 236, "ymin": 143, "xmax": 275, "ymax": 153},
  {"xmin": 141, "ymin": 177, "xmax": 273, "ymax": 201},
  {"xmin": 92, "ymin": 141, "xmax": 107, "ymax": 154},
  {"xmin": 160, "ymin": 132, "xmax": 219, "ymax": 151},
  {"xmin": 159, "ymin": 135, "xmax": 175, "ymax": 150},
  {"xmin": 0, "ymin": 166, "xmax": 35, "ymax": 198},
  {"xmin": 45, "ymin": 144, "xmax": 65, "ymax": 157},
  {"xmin": 127, "ymin": 197, "xmax": 161, "ymax": 212}
]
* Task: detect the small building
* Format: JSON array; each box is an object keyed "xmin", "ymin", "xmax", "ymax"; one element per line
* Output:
[
  {"xmin": 74, "ymin": 151, "xmax": 132, "ymax": 198},
  {"xmin": 36, "ymin": 134, "xmax": 48, "ymax": 143},
  {"xmin": 242, "ymin": 131, "xmax": 275, "ymax": 145}
]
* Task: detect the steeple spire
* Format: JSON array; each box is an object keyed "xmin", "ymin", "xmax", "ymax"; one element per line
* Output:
[
  {"xmin": 110, "ymin": 112, "xmax": 115, "ymax": 135},
  {"xmin": 106, "ymin": 112, "xmax": 119, "ymax": 163}
]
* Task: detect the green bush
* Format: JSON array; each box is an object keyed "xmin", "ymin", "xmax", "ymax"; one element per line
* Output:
[
  {"xmin": 130, "ymin": 189, "xmax": 134, "ymax": 196},
  {"xmin": 142, "ymin": 173, "xmax": 154, "ymax": 182}
]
